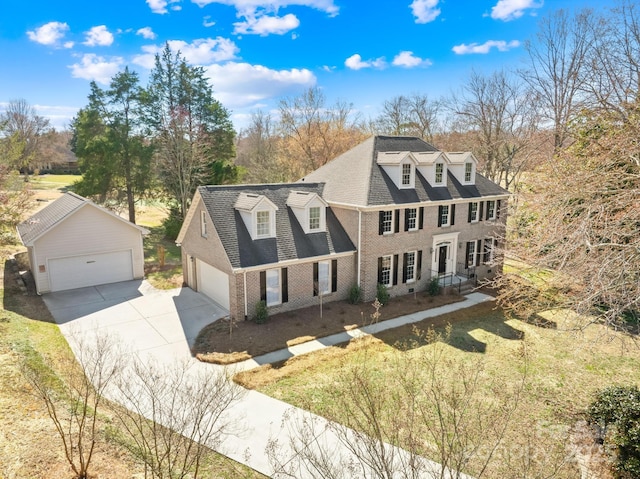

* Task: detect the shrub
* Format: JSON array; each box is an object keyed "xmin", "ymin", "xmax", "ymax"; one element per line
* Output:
[
  {"xmin": 376, "ymin": 283, "xmax": 390, "ymax": 305},
  {"xmin": 254, "ymin": 301, "xmax": 269, "ymax": 324},
  {"xmin": 588, "ymin": 385, "xmax": 640, "ymax": 478},
  {"xmin": 162, "ymin": 207, "xmax": 183, "ymax": 241},
  {"xmin": 348, "ymin": 284, "xmax": 362, "ymax": 304},
  {"xmin": 427, "ymin": 277, "xmax": 441, "ymax": 296}
]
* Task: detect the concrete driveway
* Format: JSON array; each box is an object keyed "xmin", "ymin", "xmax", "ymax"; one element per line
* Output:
[{"xmin": 43, "ymin": 279, "xmax": 228, "ymax": 359}]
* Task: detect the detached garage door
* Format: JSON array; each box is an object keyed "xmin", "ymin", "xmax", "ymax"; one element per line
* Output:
[
  {"xmin": 48, "ymin": 250, "xmax": 134, "ymax": 292},
  {"xmin": 196, "ymin": 259, "xmax": 230, "ymax": 310}
]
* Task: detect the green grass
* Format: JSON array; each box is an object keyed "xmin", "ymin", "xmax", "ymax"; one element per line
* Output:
[
  {"xmin": 244, "ymin": 301, "xmax": 639, "ymax": 478},
  {"xmin": 29, "ymin": 174, "xmax": 80, "ymax": 191}
]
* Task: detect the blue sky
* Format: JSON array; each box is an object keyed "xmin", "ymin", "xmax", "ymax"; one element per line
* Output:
[{"xmin": 0, "ymin": 0, "xmax": 605, "ymax": 132}]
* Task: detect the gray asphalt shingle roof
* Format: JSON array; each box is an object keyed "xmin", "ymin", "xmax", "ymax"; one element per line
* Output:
[
  {"xmin": 17, "ymin": 192, "xmax": 87, "ymax": 245},
  {"xmin": 301, "ymin": 135, "xmax": 509, "ymax": 206},
  {"xmin": 198, "ymin": 183, "xmax": 355, "ymax": 269}
]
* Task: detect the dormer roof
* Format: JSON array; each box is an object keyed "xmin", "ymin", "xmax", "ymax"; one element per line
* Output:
[
  {"xmin": 414, "ymin": 151, "xmax": 450, "ymax": 165},
  {"xmin": 234, "ymin": 193, "xmax": 278, "ymax": 212},
  {"xmin": 286, "ymin": 191, "xmax": 328, "ymax": 209},
  {"xmin": 446, "ymin": 151, "xmax": 477, "ymax": 165},
  {"xmin": 376, "ymin": 151, "xmax": 419, "ymax": 165}
]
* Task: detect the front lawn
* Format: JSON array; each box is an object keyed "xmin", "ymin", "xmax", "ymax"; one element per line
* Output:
[{"xmin": 236, "ymin": 302, "xmax": 634, "ymax": 478}]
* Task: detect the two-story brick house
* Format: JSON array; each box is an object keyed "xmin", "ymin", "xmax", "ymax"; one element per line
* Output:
[{"xmin": 177, "ymin": 136, "xmax": 509, "ymax": 320}]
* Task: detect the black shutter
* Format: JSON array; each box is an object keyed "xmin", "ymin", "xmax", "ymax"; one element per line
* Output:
[
  {"xmin": 465, "ymin": 242, "xmax": 472, "ymax": 269},
  {"xmin": 313, "ymin": 262, "xmax": 318, "ymax": 296},
  {"xmin": 476, "ymin": 240, "xmax": 482, "ymax": 266},
  {"xmin": 496, "ymin": 200, "xmax": 501, "ymax": 219},
  {"xmin": 393, "ymin": 254, "xmax": 399, "ymax": 285},
  {"xmin": 331, "ymin": 259, "xmax": 338, "ymax": 293},
  {"xmin": 402, "ymin": 253, "xmax": 408, "ymax": 283},
  {"xmin": 377, "ymin": 257, "xmax": 383, "ymax": 284},
  {"xmin": 282, "ymin": 268, "xmax": 288, "ymax": 303},
  {"xmin": 417, "ymin": 250, "xmax": 422, "ymax": 280},
  {"xmin": 260, "ymin": 271, "xmax": 266, "ymax": 301},
  {"xmin": 379, "ymin": 211, "xmax": 384, "ymax": 235},
  {"xmin": 419, "ymin": 207, "xmax": 424, "ymax": 230},
  {"xmin": 451, "ymin": 204, "xmax": 456, "ymax": 226},
  {"xmin": 404, "ymin": 209, "xmax": 409, "ymax": 232},
  {"xmin": 394, "ymin": 209, "xmax": 400, "ymax": 233},
  {"xmin": 468, "ymin": 203, "xmax": 472, "ymax": 223},
  {"xmin": 437, "ymin": 206, "xmax": 443, "ymax": 227},
  {"xmin": 479, "ymin": 202, "xmax": 484, "ymax": 221}
]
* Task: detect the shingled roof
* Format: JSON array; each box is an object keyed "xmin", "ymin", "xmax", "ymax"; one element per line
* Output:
[
  {"xmin": 17, "ymin": 192, "xmax": 148, "ymax": 246},
  {"xmin": 301, "ymin": 135, "xmax": 509, "ymax": 206},
  {"xmin": 198, "ymin": 183, "xmax": 355, "ymax": 269}
]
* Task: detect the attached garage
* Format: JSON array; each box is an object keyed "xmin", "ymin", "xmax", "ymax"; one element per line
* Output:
[
  {"xmin": 195, "ymin": 259, "xmax": 230, "ymax": 309},
  {"xmin": 17, "ymin": 192, "xmax": 149, "ymax": 294}
]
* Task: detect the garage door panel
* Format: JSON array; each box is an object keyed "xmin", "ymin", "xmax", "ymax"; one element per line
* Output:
[
  {"xmin": 49, "ymin": 250, "xmax": 134, "ymax": 292},
  {"xmin": 196, "ymin": 260, "xmax": 230, "ymax": 310}
]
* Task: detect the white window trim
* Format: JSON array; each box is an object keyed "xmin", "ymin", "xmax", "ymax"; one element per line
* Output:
[
  {"xmin": 464, "ymin": 162, "xmax": 473, "ymax": 183},
  {"xmin": 470, "ymin": 202, "xmax": 479, "ymax": 223},
  {"xmin": 200, "ymin": 210, "xmax": 208, "ymax": 237},
  {"xmin": 484, "ymin": 237, "xmax": 496, "ymax": 264},
  {"xmin": 487, "ymin": 200, "xmax": 497, "ymax": 221},
  {"xmin": 382, "ymin": 210, "xmax": 394, "ymax": 235},
  {"xmin": 266, "ymin": 268, "xmax": 281, "ymax": 306},
  {"xmin": 255, "ymin": 209, "xmax": 273, "ymax": 238},
  {"xmin": 380, "ymin": 255, "xmax": 393, "ymax": 287},
  {"xmin": 406, "ymin": 250, "xmax": 417, "ymax": 284},
  {"xmin": 317, "ymin": 260, "xmax": 331, "ymax": 295},
  {"xmin": 467, "ymin": 241, "xmax": 476, "ymax": 267},
  {"xmin": 400, "ymin": 163, "xmax": 414, "ymax": 189},
  {"xmin": 309, "ymin": 206, "xmax": 322, "ymax": 232},
  {"xmin": 440, "ymin": 205, "xmax": 450, "ymax": 227},
  {"xmin": 435, "ymin": 162, "xmax": 445, "ymax": 185},
  {"xmin": 407, "ymin": 208, "xmax": 418, "ymax": 231}
]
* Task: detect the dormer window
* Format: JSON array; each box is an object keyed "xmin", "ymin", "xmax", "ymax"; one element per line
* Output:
[
  {"xmin": 309, "ymin": 206, "xmax": 321, "ymax": 231},
  {"xmin": 435, "ymin": 163, "xmax": 444, "ymax": 184},
  {"xmin": 401, "ymin": 164, "xmax": 412, "ymax": 186},
  {"xmin": 256, "ymin": 210, "xmax": 271, "ymax": 237},
  {"xmin": 464, "ymin": 162, "xmax": 473, "ymax": 182}
]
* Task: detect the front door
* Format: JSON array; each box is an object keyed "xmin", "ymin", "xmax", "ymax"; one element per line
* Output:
[{"xmin": 438, "ymin": 244, "xmax": 448, "ymax": 274}]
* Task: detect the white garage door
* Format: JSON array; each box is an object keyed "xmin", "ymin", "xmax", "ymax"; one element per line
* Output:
[
  {"xmin": 49, "ymin": 250, "xmax": 134, "ymax": 292},
  {"xmin": 196, "ymin": 259, "xmax": 230, "ymax": 310}
]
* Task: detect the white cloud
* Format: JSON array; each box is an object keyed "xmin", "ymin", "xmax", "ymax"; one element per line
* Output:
[
  {"xmin": 203, "ymin": 61, "xmax": 316, "ymax": 108},
  {"xmin": 410, "ymin": 0, "xmax": 441, "ymax": 24},
  {"xmin": 132, "ymin": 37, "xmax": 239, "ymax": 68},
  {"xmin": 147, "ymin": 0, "xmax": 182, "ymax": 14},
  {"xmin": 136, "ymin": 27, "xmax": 157, "ymax": 39},
  {"xmin": 234, "ymin": 13, "xmax": 300, "ymax": 35},
  {"xmin": 83, "ymin": 25, "xmax": 114, "ymax": 46},
  {"xmin": 345, "ymin": 54, "xmax": 386, "ymax": 70},
  {"xmin": 190, "ymin": 0, "xmax": 339, "ymax": 17},
  {"xmin": 27, "ymin": 21, "xmax": 71, "ymax": 47},
  {"xmin": 203, "ymin": 16, "xmax": 216, "ymax": 27},
  {"xmin": 452, "ymin": 40, "xmax": 520, "ymax": 54},
  {"xmin": 392, "ymin": 51, "xmax": 432, "ymax": 68},
  {"xmin": 490, "ymin": 0, "xmax": 543, "ymax": 21},
  {"xmin": 69, "ymin": 54, "xmax": 123, "ymax": 84}
]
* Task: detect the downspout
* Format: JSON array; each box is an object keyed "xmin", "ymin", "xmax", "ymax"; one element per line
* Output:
[
  {"xmin": 357, "ymin": 208, "xmax": 362, "ymax": 287},
  {"xmin": 243, "ymin": 270, "xmax": 248, "ymax": 320}
]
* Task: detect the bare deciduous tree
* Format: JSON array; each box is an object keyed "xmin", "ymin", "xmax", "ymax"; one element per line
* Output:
[
  {"xmin": 236, "ymin": 110, "xmax": 284, "ymax": 183},
  {"xmin": 521, "ymin": 9, "xmax": 592, "ymax": 150},
  {"xmin": 373, "ymin": 94, "xmax": 442, "ymax": 143},
  {"xmin": 111, "ymin": 357, "xmax": 245, "ymax": 479},
  {"xmin": 19, "ymin": 333, "xmax": 121, "ymax": 479}
]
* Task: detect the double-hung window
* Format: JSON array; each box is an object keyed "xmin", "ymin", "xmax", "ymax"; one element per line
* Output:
[
  {"xmin": 464, "ymin": 162, "xmax": 473, "ymax": 182},
  {"xmin": 466, "ymin": 241, "xmax": 476, "ymax": 268},
  {"xmin": 406, "ymin": 208, "xmax": 417, "ymax": 231},
  {"xmin": 401, "ymin": 163, "xmax": 412, "ymax": 186},
  {"xmin": 468, "ymin": 202, "xmax": 479, "ymax": 223},
  {"xmin": 405, "ymin": 251, "xmax": 416, "ymax": 283},
  {"xmin": 309, "ymin": 206, "xmax": 321, "ymax": 231},
  {"xmin": 266, "ymin": 269, "xmax": 281, "ymax": 306},
  {"xmin": 317, "ymin": 260, "xmax": 330, "ymax": 295},
  {"xmin": 486, "ymin": 200, "xmax": 496, "ymax": 220},
  {"xmin": 380, "ymin": 255, "xmax": 392, "ymax": 287},
  {"xmin": 381, "ymin": 210, "xmax": 393, "ymax": 234},
  {"xmin": 256, "ymin": 210, "xmax": 270, "ymax": 237},
  {"xmin": 435, "ymin": 163, "xmax": 444, "ymax": 184}
]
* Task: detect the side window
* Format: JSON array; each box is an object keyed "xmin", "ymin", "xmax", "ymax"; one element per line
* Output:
[{"xmin": 200, "ymin": 210, "xmax": 207, "ymax": 237}]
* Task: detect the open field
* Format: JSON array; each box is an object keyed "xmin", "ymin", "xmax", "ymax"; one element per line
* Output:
[{"xmin": 236, "ymin": 301, "xmax": 633, "ymax": 478}]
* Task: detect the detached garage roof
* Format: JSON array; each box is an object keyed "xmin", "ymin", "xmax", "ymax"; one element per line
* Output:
[{"xmin": 17, "ymin": 192, "xmax": 148, "ymax": 246}]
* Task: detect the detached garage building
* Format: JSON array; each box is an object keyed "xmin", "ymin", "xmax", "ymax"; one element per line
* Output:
[{"xmin": 17, "ymin": 192, "xmax": 149, "ymax": 294}]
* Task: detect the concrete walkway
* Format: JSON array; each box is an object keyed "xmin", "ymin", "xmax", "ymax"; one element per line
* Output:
[{"xmin": 44, "ymin": 281, "xmax": 487, "ymax": 478}]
